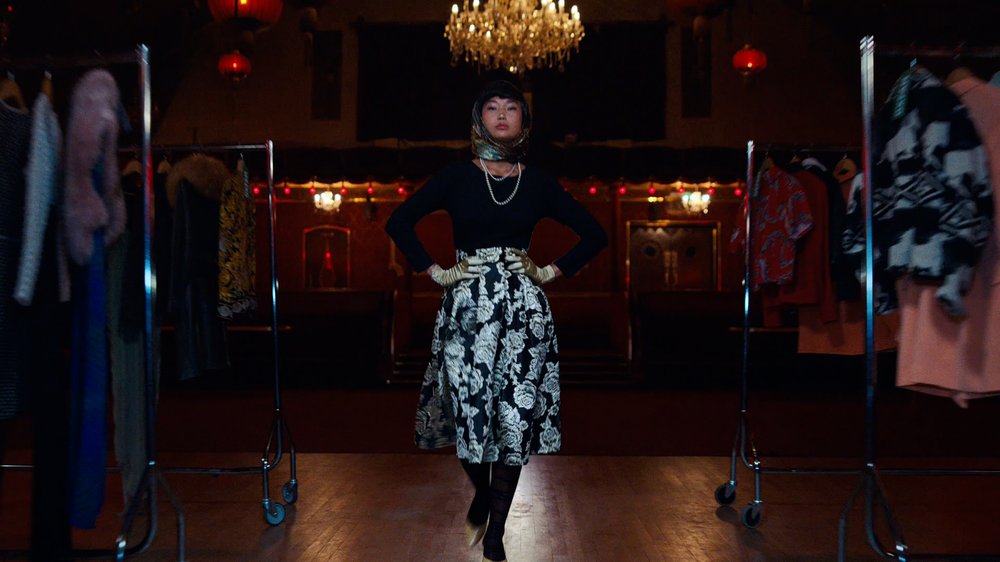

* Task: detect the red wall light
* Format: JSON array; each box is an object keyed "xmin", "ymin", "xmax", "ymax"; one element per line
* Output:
[
  {"xmin": 732, "ymin": 44, "xmax": 767, "ymax": 77},
  {"xmin": 618, "ymin": 186, "xmax": 627, "ymax": 195},
  {"xmin": 218, "ymin": 51, "xmax": 252, "ymax": 82},
  {"xmin": 588, "ymin": 186, "xmax": 597, "ymax": 195},
  {"xmin": 734, "ymin": 188, "xmax": 744, "ymax": 197}
]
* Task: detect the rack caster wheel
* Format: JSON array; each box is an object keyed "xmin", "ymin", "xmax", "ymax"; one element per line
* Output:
[
  {"xmin": 714, "ymin": 483, "xmax": 736, "ymax": 506},
  {"xmin": 282, "ymin": 481, "xmax": 298, "ymax": 504},
  {"xmin": 740, "ymin": 503, "xmax": 762, "ymax": 529},
  {"xmin": 264, "ymin": 501, "xmax": 286, "ymax": 526}
]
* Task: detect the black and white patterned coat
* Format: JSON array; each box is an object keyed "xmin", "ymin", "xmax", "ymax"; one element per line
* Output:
[{"xmin": 843, "ymin": 68, "xmax": 993, "ymax": 316}]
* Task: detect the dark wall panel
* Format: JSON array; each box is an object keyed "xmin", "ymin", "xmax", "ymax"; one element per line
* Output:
[
  {"xmin": 531, "ymin": 22, "xmax": 668, "ymax": 141},
  {"xmin": 357, "ymin": 23, "xmax": 486, "ymax": 140},
  {"xmin": 312, "ymin": 30, "xmax": 343, "ymax": 120},
  {"xmin": 357, "ymin": 22, "xmax": 667, "ymax": 141}
]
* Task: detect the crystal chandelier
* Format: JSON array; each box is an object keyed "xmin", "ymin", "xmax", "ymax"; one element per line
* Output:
[
  {"xmin": 681, "ymin": 190, "xmax": 711, "ymax": 214},
  {"xmin": 313, "ymin": 190, "xmax": 342, "ymax": 212},
  {"xmin": 445, "ymin": 0, "xmax": 584, "ymax": 74}
]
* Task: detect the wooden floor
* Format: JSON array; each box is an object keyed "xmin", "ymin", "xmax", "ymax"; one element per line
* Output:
[{"xmin": 3, "ymin": 453, "xmax": 1000, "ymax": 561}]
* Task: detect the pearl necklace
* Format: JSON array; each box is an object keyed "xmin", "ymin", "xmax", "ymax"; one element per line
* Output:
[
  {"xmin": 481, "ymin": 159, "xmax": 522, "ymax": 206},
  {"xmin": 480, "ymin": 157, "xmax": 517, "ymax": 182}
]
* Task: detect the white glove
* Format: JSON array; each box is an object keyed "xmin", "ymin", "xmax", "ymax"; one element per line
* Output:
[
  {"xmin": 427, "ymin": 257, "xmax": 487, "ymax": 287},
  {"xmin": 505, "ymin": 249, "xmax": 559, "ymax": 285}
]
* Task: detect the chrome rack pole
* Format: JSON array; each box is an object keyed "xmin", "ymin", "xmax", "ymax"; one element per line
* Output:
[
  {"xmin": 836, "ymin": 35, "xmax": 907, "ymax": 562},
  {"xmin": 116, "ymin": 43, "xmax": 186, "ymax": 562}
]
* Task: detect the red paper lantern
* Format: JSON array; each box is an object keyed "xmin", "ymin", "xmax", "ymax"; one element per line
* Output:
[
  {"xmin": 208, "ymin": 0, "xmax": 282, "ymax": 27},
  {"xmin": 732, "ymin": 44, "xmax": 767, "ymax": 76},
  {"xmin": 218, "ymin": 51, "xmax": 252, "ymax": 82}
]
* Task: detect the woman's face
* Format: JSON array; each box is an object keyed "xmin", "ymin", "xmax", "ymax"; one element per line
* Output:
[{"xmin": 480, "ymin": 96, "xmax": 523, "ymax": 141}]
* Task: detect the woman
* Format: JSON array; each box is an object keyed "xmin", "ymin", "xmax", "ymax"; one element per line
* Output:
[{"xmin": 385, "ymin": 80, "xmax": 607, "ymax": 562}]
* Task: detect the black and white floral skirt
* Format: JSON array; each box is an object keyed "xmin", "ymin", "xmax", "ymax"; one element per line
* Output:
[{"xmin": 414, "ymin": 246, "xmax": 561, "ymax": 466}]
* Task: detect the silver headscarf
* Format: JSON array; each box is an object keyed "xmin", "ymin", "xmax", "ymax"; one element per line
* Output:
[{"xmin": 470, "ymin": 80, "xmax": 531, "ymax": 161}]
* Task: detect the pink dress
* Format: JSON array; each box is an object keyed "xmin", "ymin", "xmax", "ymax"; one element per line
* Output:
[{"xmin": 896, "ymin": 76, "xmax": 1000, "ymax": 407}]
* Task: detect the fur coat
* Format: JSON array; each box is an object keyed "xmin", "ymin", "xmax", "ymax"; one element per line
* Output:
[{"xmin": 165, "ymin": 153, "xmax": 228, "ymax": 207}]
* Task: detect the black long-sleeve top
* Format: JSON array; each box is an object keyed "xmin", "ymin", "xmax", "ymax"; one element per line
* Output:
[{"xmin": 385, "ymin": 160, "xmax": 608, "ymax": 278}]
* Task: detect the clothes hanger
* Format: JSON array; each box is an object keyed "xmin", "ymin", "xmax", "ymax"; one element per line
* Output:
[
  {"xmin": 0, "ymin": 71, "xmax": 26, "ymax": 110},
  {"xmin": 800, "ymin": 149, "xmax": 827, "ymax": 172},
  {"xmin": 156, "ymin": 152, "xmax": 173, "ymax": 174},
  {"xmin": 121, "ymin": 159, "xmax": 142, "ymax": 176},
  {"xmin": 890, "ymin": 58, "xmax": 919, "ymax": 120},
  {"xmin": 759, "ymin": 149, "xmax": 775, "ymax": 172},
  {"xmin": 121, "ymin": 149, "xmax": 142, "ymax": 176},
  {"xmin": 833, "ymin": 154, "xmax": 857, "ymax": 181},
  {"xmin": 40, "ymin": 71, "xmax": 53, "ymax": 101},
  {"xmin": 944, "ymin": 42, "xmax": 975, "ymax": 86}
]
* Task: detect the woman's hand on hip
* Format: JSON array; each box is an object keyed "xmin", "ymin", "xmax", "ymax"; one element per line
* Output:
[
  {"xmin": 427, "ymin": 257, "xmax": 487, "ymax": 287},
  {"xmin": 505, "ymin": 249, "xmax": 560, "ymax": 285}
]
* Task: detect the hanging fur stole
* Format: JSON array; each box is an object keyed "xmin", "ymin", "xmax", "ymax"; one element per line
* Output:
[{"xmin": 63, "ymin": 69, "xmax": 125, "ymax": 266}]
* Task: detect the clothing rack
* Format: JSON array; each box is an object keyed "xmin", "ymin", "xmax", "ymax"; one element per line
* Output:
[
  {"xmin": 714, "ymin": 140, "xmax": 863, "ymax": 529},
  {"xmin": 142, "ymin": 141, "xmax": 298, "ymax": 526},
  {"xmin": 0, "ymin": 45, "xmax": 185, "ymax": 561},
  {"xmin": 835, "ymin": 37, "xmax": 1000, "ymax": 562},
  {"xmin": 0, "ymin": 51, "xmax": 139, "ymax": 69},
  {"xmin": 749, "ymin": 143, "xmax": 862, "ymax": 154},
  {"xmin": 875, "ymin": 46, "xmax": 1000, "ymax": 59}
]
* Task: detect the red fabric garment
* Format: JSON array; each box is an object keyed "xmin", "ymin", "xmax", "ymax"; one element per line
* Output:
[
  {"xmin": 762, "ymin": 169, "xmax": 838, "ymax": 326},
  {"xmin": 895, "ymin": 77, "xmax": 1000, "ymax": 406},
  {"xmin": 798, "ymin": 302, "xmax": 898, "ymax": 355},
  {"xmin": 730, "ymin": 167, "xmax": 814, "ymax": 291}
]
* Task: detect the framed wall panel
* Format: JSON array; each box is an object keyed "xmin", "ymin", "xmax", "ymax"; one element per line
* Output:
[{"xmin": 626, "ymin": 220, "xmax": 720, "ymax": 291}]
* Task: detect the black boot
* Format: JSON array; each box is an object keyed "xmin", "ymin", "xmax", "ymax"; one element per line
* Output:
[
  {"xmin": 460, "ymin": 459, "xmax": 491, "ymax": 546},
  {"xmin": 482, "ymin": 462, "xmax": 521, "ymax": 562}
]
